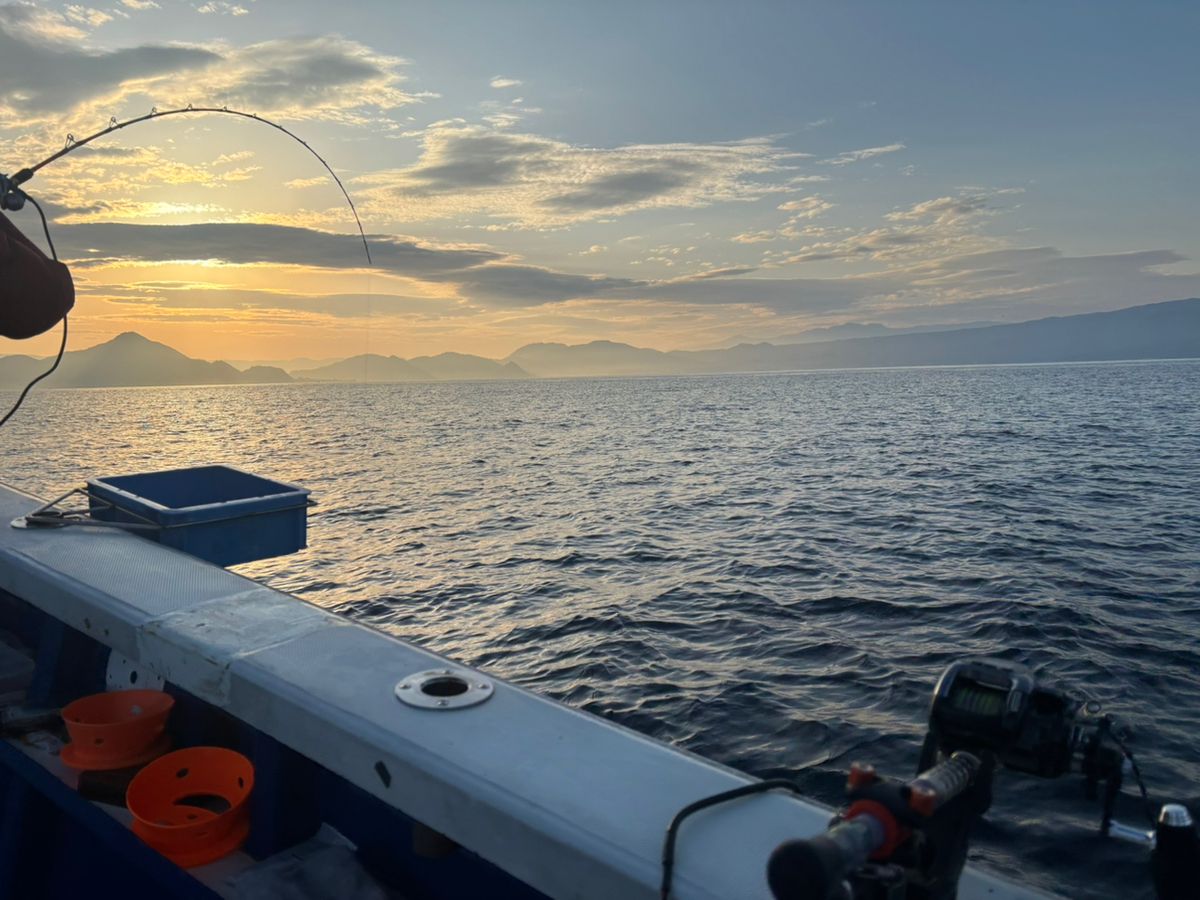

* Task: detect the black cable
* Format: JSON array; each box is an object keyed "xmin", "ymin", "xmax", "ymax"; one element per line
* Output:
[
  {"xmin": 1, "ymin": 105, "xmax": 372, "ymax": 430},
  {"xmin": 1112, "ymin": 733, "xmax": 1157, "ymax": 828},
  {"xmin": 0, "ymin": 318, "xmax": 68, "ymax": 430},
  {"xmin": 660, "ymin": 778, "xmax": 808, "ymax": 900},
  {"xmin": 26, "ymin": 194, "xmax": 56, "ymax": 259},
  {"xmin": 0, "ymin": 195, "xmax": 69, "ymax": 430}
]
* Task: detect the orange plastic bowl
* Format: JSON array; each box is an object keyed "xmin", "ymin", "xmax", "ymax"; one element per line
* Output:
[
  {"xmin": 60, "ymin": 690, "xmax": 174, "ymax": 770},
  {"xmin": 126, "ymin": 746, "xmax": 255, "ymax": 868}
]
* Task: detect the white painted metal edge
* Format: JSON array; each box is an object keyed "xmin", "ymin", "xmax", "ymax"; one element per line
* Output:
[{"xmin": 0, "ymin": 482, "xmax": 1051, "ymax": 900}]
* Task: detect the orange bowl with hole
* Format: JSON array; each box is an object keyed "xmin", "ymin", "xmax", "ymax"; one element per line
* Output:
[
  {"xmin": 125, "ymin": 746, "xmax": 254, "ymax": 868},
  {"xmin": 60, "ymin": 689, "xmax": 174, "ymax": 770}
]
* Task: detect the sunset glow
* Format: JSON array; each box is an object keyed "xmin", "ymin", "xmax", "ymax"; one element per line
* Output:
[{"xmin": 3, "ymin": 1, "xmax": 1198, "ymax": 363}]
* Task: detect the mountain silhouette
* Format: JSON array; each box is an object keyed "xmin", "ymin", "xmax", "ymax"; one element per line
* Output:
[
  {"xmin": 506, "ymin": 298, "xmax": 1200, "ymax": 377},
  {"xmin": 293, "ymin": 352, "xmax": 528, "ymax": 382},
  {"xmin": 292, "ymin": 354, "xmax": 429, "ymax": 382},
  {"xmin": 0, "ymin": 332, "xmax": 292, "ymax": 388},
  {"xmin": 2, "ymin": 298, "xmax": 1196, "ymax": 388}
]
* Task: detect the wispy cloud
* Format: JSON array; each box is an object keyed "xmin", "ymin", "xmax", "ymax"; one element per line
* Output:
[
  {"xmin": 52, "ymin": 220, "xmax": 1200, "ymax": 325},
  {"xmin": 884, "ymin": 191, "xmax": 1020, "ymax": 225},
  {"xmin": 489, "ymin": 76, "xmax": 522, "ymax": 88},
  {"xmin": 0, "ymin": 2, "xmax": 86, "ymax": 41},
  {"xmin": 777, "ymin": 188, "xmax": 1014, "ymax": 264},
  {"xmin": 57, "ymin": 222, "xmax": 499, "ymax": 274},
  {"xmin": 360, "ymin": 123, "xmax": 799, "ymax": 227},
  {"xmin": 727, "ymin": 195, "xmax": 835, "ymax": 245},
  {"xmin": 732, "ymin": 231, "xmax": 776, "ymax": 244},
  {"xmin": 0, "ymin": 10, "xmax": 415, "ymax": 122},
  {"xmin": 196, "ymin": 1, "xmax": 248, "ymax": 15},
  {"xmin": 64, "ymin": 5, "xmax": 113, "ymax": 27},
  {"xmin": 778, "ymin": 196, "xmax": 834, "ymax": 218},
  {"xmin": 99, "ymin": 285, "xmax": 459, "ymax": 319},
  {"xmin": 0, "ymin": 5, "xmax": 216, "ymax": 117},
  {"xmin": 821, "ymin": 142, "xmax": 905, "ymax": 166}
]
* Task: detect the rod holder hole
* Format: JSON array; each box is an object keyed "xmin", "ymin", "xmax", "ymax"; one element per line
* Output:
[{"xmin": 420, "ymin": 676, "xmax": 470, "ymax": 698}]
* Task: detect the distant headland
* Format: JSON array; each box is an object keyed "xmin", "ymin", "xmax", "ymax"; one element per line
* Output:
[{"xmin": 2, "ymin": 298, "xmax": 1197, "ymax": 389}]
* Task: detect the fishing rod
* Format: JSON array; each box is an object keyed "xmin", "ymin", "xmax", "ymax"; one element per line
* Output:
[
  {"xmin": 0, "ymin": 104, "xmax": 374, "ymax": 430},
  {"xmin": 766, "ymin": 657, "xmax": 1197, "ymax": 900},
  {"xmin": 1, "ymin": 104, "xmax": 371, "ymax": 263}
]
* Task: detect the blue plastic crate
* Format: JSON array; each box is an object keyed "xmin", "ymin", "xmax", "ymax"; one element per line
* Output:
[{"xmin": 86, "ymin": 465, "xmax": 310, "ymax": 567}]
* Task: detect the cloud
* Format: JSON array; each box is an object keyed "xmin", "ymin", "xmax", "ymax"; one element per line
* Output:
[
  {"xmin": 885, "ymin": 194, "xmax": 993, "ymax": 224},
  {"xmin": 782, "ymin": 227, "xmax": 951, "ymax": 264},
  {"xmin": 363, "ymin": 123, "xmax": 798, "ymax": 227},
  {"xmin": 880, "ymin": 247, "xmax": 1200, "ymax": 319},
  {"xmin": 489, "ymin": 76, "xmax": 522, "ymax": 89},
  {"xmin": 196, "ymin": 2, "xmax": 248, "ymax": 15},
  {"xmin": 46, "ymin": 217, "xmax": 1200, "ymax": 325},
  {"xmin": 199, "ymin": 37, "xmax": 410, "ymax": 117},
  {"xmin": 821, "ymin": 143, "xmax": 905, "ymax": 166},
  {"xmin": 396, "ymin": 129, "xmax": 554, "ymax": 192},
  {"xmin": 0, "ymin": 3, "xmax": 86, "ymax": 41},
  {"xmin": 631, "ymin": 246, "xmax": 1200, "ymax": 319},
  {"xmin": 121, "ymin": 0, "xmax": 159, "ymax": 9},
  {"xmin": 0, "ymin": 4, "xmax": 218, "ymax": 115},
  {"xmin": 778, "ymin": 195, "xmax": 834, "ymax": 219},
  {"xmin": 482, "ymin": 112, "xmax": 522, "ymax": 128},
  {"xmin": 726, "ymin": 195, "xmax": 835, "ymax": 245},
  {"xmin": 100, "ymin": 285, "xmax": 460, "ymax": 318},
  {"xmin": 732, "ymin": 231, "xmax": 776, "ymax": 244},
  {"xmin": 613, "ymin": 270, "xmax": 904, "ymax": 312},
  {"xmin": 52, "ymin": 219, "xmax": 644, "ymax": 309},
  {"xmin": 541, "ymin": 167, "xmax": 701, "ymax": 212},
  {"xmin": 0, "ymin": 12, "xmax": 414, "ymax": 121},
  {"xmin": 56, "ymin": 222, "xmax": 501, "ymax": 275},
  {"xmin": 778, "ymin": 189, "xmax": 1013, "ymax": 263},
  {"xmin": 27, "ymin": 145, "xmax": 277, "ymax": 223},
  {"xmin": 425, "ymin": 264, "xmax": 643, "ymax": 308},
  {"xmin": 284, "ymin": 176, "xmax": 328, "ymax": 190},
  {"xmin": 64, "ymin": 5, "xmax": 113, "ymax": 27}
]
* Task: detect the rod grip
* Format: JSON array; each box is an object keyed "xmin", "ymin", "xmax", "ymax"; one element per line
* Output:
[{"xmin": 768, "ymin": 816, "xmax": 882, "ymax": 900}]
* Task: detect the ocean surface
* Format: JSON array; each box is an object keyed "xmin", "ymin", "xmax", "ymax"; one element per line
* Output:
[{"xmin": 3, "ymin": 359, "xmax": 1198, "ymax": 899}]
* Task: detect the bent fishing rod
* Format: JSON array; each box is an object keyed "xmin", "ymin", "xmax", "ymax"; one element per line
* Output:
[
  {"xmin": 0, "ymin": 104, "xmax": 371, "ymax": 264},
  {"xmin": 0, "ymin": 104, "xmax": 373, "ymax": 430}
]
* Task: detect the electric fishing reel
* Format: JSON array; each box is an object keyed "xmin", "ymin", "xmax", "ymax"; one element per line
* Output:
[
  {"xmin": 922, "ymin": 657, "xmax": 1131, "ymax": 835},
  {"xmin": 0, "ymin": 170, "xmax": 33, "ymax": 211},
  {"xmin": 765, "ymin": 658, "xmax": 1198, "ymax": 900}
]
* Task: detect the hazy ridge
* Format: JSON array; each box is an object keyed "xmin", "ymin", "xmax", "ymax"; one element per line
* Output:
[
  {"xmin": 2, "ymin": 298, "xmax": 1196, "ymax": 388},
  {"xmin": 505, "ymin": 298, "xmax": 1200, "ymax": 377}
]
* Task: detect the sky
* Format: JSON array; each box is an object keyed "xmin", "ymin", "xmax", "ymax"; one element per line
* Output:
[{"xmin": 1, "ymin": 0, "xmax": 1198, "ymax": 362}]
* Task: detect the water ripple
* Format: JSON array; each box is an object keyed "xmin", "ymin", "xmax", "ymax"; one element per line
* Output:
[{"xmin": 3, "ymin": 360, "xmax": 1198, "ymax": 899}]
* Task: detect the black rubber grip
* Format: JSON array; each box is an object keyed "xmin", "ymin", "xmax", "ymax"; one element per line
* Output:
[{"xmin": 768, "ymin": 834, "xmax": 854, "ymax": 900}]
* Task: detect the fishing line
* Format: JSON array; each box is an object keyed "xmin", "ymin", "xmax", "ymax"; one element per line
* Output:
[
  {"xmin": 0, "ymin": 104, "xmax": 374, "ymax": 430},
  {"xmin": 9, "ymin": 105, "xmax": 371, "ymax": 263}
]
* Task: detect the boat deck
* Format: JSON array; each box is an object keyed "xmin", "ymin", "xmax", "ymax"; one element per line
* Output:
[{"xmin": 0, "ymin": 481, "xmax": 1047, "ymax": 899}]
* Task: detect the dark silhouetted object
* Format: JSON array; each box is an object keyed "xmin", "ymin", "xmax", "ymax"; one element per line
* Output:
[{"xmin": 0, "ymin": 211, "xmax": 73, "ymax": 340}]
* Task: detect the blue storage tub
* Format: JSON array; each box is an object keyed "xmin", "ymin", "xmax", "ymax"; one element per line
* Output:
[{"xmin": 86, "ymin": 465, "xmax": 310, "ymax": 567}]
